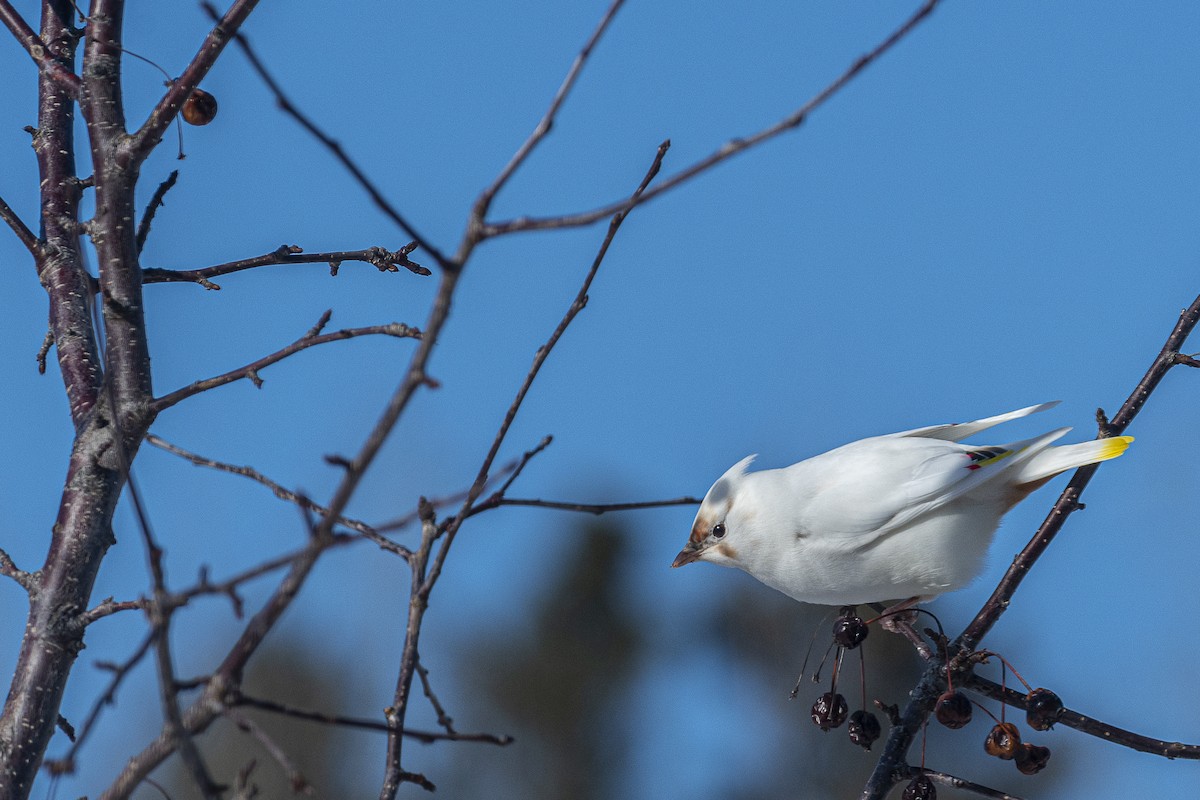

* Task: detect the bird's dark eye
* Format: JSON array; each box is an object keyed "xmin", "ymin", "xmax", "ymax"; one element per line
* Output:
[{"xmin": 712, "ymin": 523, "xmax": 726, "ymax": 539}]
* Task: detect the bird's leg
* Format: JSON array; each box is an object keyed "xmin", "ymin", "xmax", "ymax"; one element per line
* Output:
[{"xmin": 871, "ymin": 597, "xmax": 932, "ymax": 659}]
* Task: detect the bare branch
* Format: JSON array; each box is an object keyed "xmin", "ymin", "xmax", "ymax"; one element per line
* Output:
[
  {"xmin": 144, "ymin": 434, "xmax": 389, "ymax": 544},
  {"xmin": 0, "ymin": 547, "xmax": 37, "ymax": 591},
  {"xmin": 0, "ymin": 192, "xmax": 40, "ymax": 254},
  {"xmin": 150, "ymin": 311, "xmax": 421, "ymax": 413},
  {"xmin": 36, "ymin": 327, "xmax": 54, "ymax": 374},
  {"xmin": 959, "ymin": 290, "xmax": 1200, "ymax": 651},
  {"xmin": 141, "ymin": 243, "xmax": 430, "ymax": 290},
  {"xmin": 44, "ymin": 631, "xmax": 156, "ymax": 778},
  {"xmin": 232, "ymin": 693, "xmax": 513, "ymax": 746},
  {"xmin": 0, "ymin": 0, "xmax": 81, "ymax": 96},
  {"xmin": 137, "ymin": 489, "xmax": 221, "ymax": 797},
  {"xmin": 379, "ymin": 140, "xmax": 672, "ymax": 799},
  {"xmin": 201, "ymin": 2, "xmax": 447, "ymax": 268},
  {"xmin": 472, "ymin": 495, "xmax": 702, "ymax": 518},
  {"xmin": 224, "ymin": 709, "xmax": 313, "ymax": 795},
  {"xmin": 966, "ymin": 675, "xmax": 1200, "ymax": 760},
  {"xmin": 135, "ymin": 170, "xmax": 178, "ymax": 256},
  {"xmin": 415, "ymin": 657, "xmax": 456, "ymax": 735},
  {"xmin": 917, "ymin": 769, "xmax": 1023, "ymax": 800},
  {"xmin": 127, "ymin": 0, "xmax": 261, "ymax": 162},
  {"xmin": 76, "ymin": 597, "xmax": 145, "ymax": 627},
  {"xmin": 470, "ymin": 0, "xmax": 626, "ymax": 224},
  {"xmin": 483, "ymin": 0, "xmax": 940, "ymax": 238}
]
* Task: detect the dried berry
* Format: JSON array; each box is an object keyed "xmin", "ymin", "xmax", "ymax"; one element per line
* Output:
[
  {"xmin": 848, "ymin": 709, "xmax": 882, "ymax": 749},
  {"xmin": 984, "ymin": 721, "xmax": 1021, "ymax": 760},
  {"xmin": 1025, "ymin": 688, "xmax": 1064, "ymax": 731},
  {"xmin": 182, "ymin": 88, "xmax": 218, "ymax": 126},
  {"xmin": 902, "ymin": 774, "xmax": 936, "ymax": 800},
  {"xmin": 832, "ymin": 611, "xmax": 869, "ymax": 649},
  {"xmin": 1015, "ymin": 742, "xmax": 1051, "ymax": 775},
  {"xmin": 933, "ymin": 689, "xmax": 972, "ymax": 729},
  {"xmin": 810, "ymin": 691, "xmax": 849, "ymax": 731}
]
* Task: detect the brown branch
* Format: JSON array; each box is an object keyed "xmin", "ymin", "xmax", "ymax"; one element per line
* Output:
[
  {"xmin": 134, "ymin": 170, "xmax": 178, "ymax": 256},
  {"xmin": 861, "ymin": 291, "xmax": 1200, "ymax": 800},
  {"xmin": 0, "ymin": 546, "xmax": 37, "ymax": 591},
  {"xmin": 0, "ymin": 0, "xmax": 81, "ymax": 96},
  {"xmin": 141, "ymin": 243, "xmax": 429, "ymax": 290},
  {"xmin": 127, "ymin": 0, "xmax": 261, "ymax": 163},
  {"xmin": 230, "ymin": 693, "xmax": 512, "ymax": 746},
  {"xmin": 966, "ymin": 675, "xmax": 1200, "ymax": 760},
  {"xmin": 0, "ymin": 192, "xmax": 40, "ymax": 254},
  {"xmin": 201, "ymin": 1, "xmax": 447, "ymax": 268},
  {"xmin": 137, "ymin": 486, "xmax": 220, "ymax": 798},
  {"xmin": 43, "ymin": 630, "xmax": 155, "ymax": 778},
  {"xmin": 415, "ymin": 657, "xmax": 456, "ymax": 735},
  {"xmin": 960, "ymin": 290, "xmax": 1200, "ymax": 650},
  {"xmin": 143, "ymin": 434, "xmax": 393, "ymax": 547},
  {"xmin": 470, "ymin": 0, "xmax": 626, "ymax": 225},
  {"xmin": 36, "ymin": 327, "xmax": 54, "ymax": 374},
  {"xmin": 379, "ymin": 141, "xmax": 672, "ymax": 799},
  {"xmin": 470, "ymin": 495, "xmax": 702, "ymax": 518},
  {"xmin": 150, "ymin": 310, "xmax": 421, "ymax": 413},
  {"xmin": 75, "ymin": 597, "xmax": 144, "ymax": 626},
  {"xmin": 483, "ymin": 0, "xmax": 940, "ymax": 238},
  {"xmin": 224, "ymin": 709, "xmax": 312, "ymax": 795}
]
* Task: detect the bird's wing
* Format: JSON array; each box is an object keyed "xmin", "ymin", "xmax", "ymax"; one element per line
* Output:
[
  {"xmin": 791, "ymin": 428, "xmax": 1069, "ymax": 545},
  {"xmin": 886, "ymin": 401, "xmax": 1060, "ymax": 442}
]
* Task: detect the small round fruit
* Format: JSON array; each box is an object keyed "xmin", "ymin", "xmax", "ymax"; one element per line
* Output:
[
  {"xmin": 984, "ymin": 721, "xmax": 1021, "ymax": 760},
  {"xmin": 902, "ymin": 774, "xmax": 936, "ymax": 800},
  {"xmin": 810, "ymin": 692, "xmax": 849, "ymax": 731},
  {"xmin": 1015, "ymin": 742, "xmax": 1051, "ymax": 775},
  {"xmin": 832, "ymin": 613, "xmax": 869, "ymax": 649},
  {"xmin": 848, "ymin": 709, "xmax": 882, "ymax": 749},
  {"xmin": 182, "ymin": 88, "xmax": 218, "ymax": 125},
  {"xmin": 1025, "ymin": 688, "xmax": 1064, "ymax": 731},
  {"xmin": 934, "ymin": 689, "xmax": 972, "ymax": 729}
]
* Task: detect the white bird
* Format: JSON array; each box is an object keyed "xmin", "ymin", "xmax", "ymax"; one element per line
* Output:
[{"xmin": 673, "ymin": 402, "xmax": 1132, "ymax": 606}]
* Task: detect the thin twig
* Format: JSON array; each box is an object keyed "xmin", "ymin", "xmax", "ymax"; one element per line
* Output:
[
  {"xmin": 0, "ymin": 0, "xmax": 81, "ymax": 96},
  {"xmin": 135, "ymin": 170, "xmax": 178, "ymax": 256},
  {"xmin": 966, "ymin": 675, "xmax": 1200, "ymax": 760},
  {"xmin": 225, "ymin": 708, "xmax": 313, "ymax": 795},
  {"xmin": 916, "ymin": 768, "xmax": 1023, "ymax": 800},
  {"xmin": 143, "ymin": 434, "xmax": 390, "ymax": 545},
  {"xmin": 36, "ymin": 327, "xmax": 54, "ymax": 374},
  {"xmin": 0, "ymin": 547, "xmax": 36, "ymax": 591},
  {"xmin": 471, "ymin": 0, "xmax": 626, "ymax": 225},
  {"xmin": 0, "ymin": 191, "xmax": 40, "ymax": 254},
  {"xmin": 470, "ymin": 495, "xmax": 702, "ymax": 518},
  {"xmin": 415, "ymin": 657, "xmax": 456, "ymax": 735},
  {"xmin": 142, "ymin": 243, "xmax": 430, "ymax": 290},
  {"xmin": 150, "ymin": 310, "xmax": 421, "ymax": 412},
  {"xmin": 201, "ymin": 1, "xmax": 446, "ymax": 268},
  {"xmin": 76, "ymin": 597, "xmax": 145, "ymax": 626},
  {"xmin": 483, "ymin": 0, "xmax": 940, "ymax": 238},
  {"xmin": 138, "ymin": 489, "xmax": 221, "ymax": 797},
  {"xmin": 231, "ymin": 694, "xmax": 512, "ymax": 746},
  {"xmin": 43, "ymin": 631, "xmax": 156, "ymax": 777},
  {"xmin": 380, "ymin": 140, "xmax": 672, "ymax": 798}
]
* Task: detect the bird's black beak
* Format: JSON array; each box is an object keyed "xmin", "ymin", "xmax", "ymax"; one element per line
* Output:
[{"xmin": 671, "ymin": 541, "xmax": 702, "ymax": 568}]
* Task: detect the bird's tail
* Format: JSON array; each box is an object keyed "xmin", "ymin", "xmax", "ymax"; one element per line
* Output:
[{"xmin": 1013, "ymin": 435, "xmax": 1134, "ymax": 486}]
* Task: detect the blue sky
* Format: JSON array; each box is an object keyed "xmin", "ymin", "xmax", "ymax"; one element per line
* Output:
[{"xmin": 2, "ymin": 1, "xmax": 1199, "ymax": 797}]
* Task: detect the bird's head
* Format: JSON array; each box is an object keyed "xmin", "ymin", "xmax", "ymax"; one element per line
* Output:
[{"xmin": 672, "ymin": 455, "xmax": 757, "ymax": 569}]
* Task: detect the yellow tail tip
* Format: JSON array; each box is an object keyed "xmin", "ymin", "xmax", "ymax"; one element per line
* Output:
[{"xmin": 1101, "ymin": 435, "xmax": 1134, "ymax": 460}]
